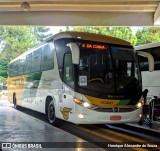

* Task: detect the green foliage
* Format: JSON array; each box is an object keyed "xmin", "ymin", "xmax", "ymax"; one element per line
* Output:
[
  {"xmin": 110, "ymin": 27, "xmax": 137, "ymax": 46},
  {"xmin": 136, "ymin": 27, "xmax": 160, "ymax": 45},
  {"xmin": 34, "ymin": 27, "xmax": 52, "ymax": 42},
  {"xmin": 0, "ymin": 76, "xmax": 7, "ymax": 84},
  {"xmin": 0, "ymin": 26, "xmax": 51, "ymax": 80},
  {"xmin": 0, "ymin": 26, "xmax": 37, "ymax": 62},
  {"xmin": 0, "ymin": 59, "xmax": 8, "ymax": 78}
]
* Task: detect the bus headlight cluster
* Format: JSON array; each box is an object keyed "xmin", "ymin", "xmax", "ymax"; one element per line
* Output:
[
  {"xmin": 74, "ymin": 98, "xmax": 93, "ymax": 108},
  {"xmin": 136, "ymin": 99, "xmax": 144, "ymax": 109}
]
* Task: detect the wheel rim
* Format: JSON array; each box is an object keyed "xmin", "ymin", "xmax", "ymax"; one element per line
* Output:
[{"xmin": 48, "ymin": 104, "xmax": 55, "ymax": 122}]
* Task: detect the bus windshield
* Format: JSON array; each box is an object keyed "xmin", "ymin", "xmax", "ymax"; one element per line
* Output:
[{"xmin": 75, "ymin": 43, "xmax": 141, "ymax": 99}]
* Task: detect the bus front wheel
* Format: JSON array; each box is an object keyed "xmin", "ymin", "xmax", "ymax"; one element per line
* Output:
[{"xmin": 47, "ymin": 101, "xmax": 60, "ymax": 126}]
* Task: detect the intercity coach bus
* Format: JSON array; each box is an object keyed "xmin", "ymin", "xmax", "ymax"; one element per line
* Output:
[
  {"xmin": 135, "ymin": 42, "xmax": 160, "ymax": 103},
  {"xmin": 8, "ymin": 32, "xmax": 154, "ymax": 125}
]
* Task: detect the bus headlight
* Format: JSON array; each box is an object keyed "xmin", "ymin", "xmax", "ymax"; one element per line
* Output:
[
  {"xmin": 82, "ymin": 102, "xmax": 92, "ymax": 108},
  {"xmin": 83, "ymin": 102, "xmax": 90, "ymax": 108},
  {"xmin": 136, "ymin": 100, "xmax": 144, "ymax": 109},
  {"xmin": 136, "ymin": 102, "xmax": 142, "ymax": 108},
  {"xmin": 74, "ymin": 98, "xmax": 92, "ymax": 108}
]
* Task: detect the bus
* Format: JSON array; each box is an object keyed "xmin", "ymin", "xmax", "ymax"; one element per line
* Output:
[
  {"xmin": 8, "ymin": 32, "xmax": 154, "ymax": 125},
  {"xmin": 135, "ymin": 42, "xmax": 160, "ymax": 103}
]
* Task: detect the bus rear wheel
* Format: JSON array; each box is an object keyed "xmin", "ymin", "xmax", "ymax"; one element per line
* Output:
[
  {"xmin": 13, "ymin": 95, "xmax": 17, "ymax": 109},
  {"xmin": 47, "ymin": 101, "xmax": 60, "ymax": 126}
]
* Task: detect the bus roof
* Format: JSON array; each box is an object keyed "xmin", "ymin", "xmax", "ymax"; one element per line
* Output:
[
  {"xmin": 134, "ymin": 42, "xmax": 160, "ymax": 51},
  {"xmin": 54, "ymin": 32, "xmax": 131, "ymax": 46}
]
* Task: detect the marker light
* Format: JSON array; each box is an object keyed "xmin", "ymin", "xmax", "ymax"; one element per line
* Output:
[
  {"xmin": 141, "ymin": 99, "xmax": 144, "ymax": 105},
  {"xmin": 74, "ymin": 98, "xmax": 82, "ymax": 104},
  {"xmin": 79, "ymin": 114, "xmax": 84, "ymax": 119}
]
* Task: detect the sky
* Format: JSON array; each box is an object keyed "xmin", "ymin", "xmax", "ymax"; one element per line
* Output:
[{"xmin": 49, "ymin": 26, "xmax": 66, "ymax": 35}]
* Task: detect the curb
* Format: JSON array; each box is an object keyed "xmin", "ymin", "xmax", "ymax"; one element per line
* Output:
[{"xmin": 126, "ymin": 123, "xmax": 160, "ymax": 137}]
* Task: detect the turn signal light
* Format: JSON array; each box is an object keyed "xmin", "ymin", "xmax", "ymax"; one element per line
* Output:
[{"xmin": 74, "ymin": 98, "xmax": 82, "ymax": 104}]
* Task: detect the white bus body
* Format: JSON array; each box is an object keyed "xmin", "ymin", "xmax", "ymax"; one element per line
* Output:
[
  {"xmin": 8, "ymin": 32, "xmax": 153, "ymax": 125},
  {"xmin": 135, "ymin": 42, "xmax": 160, "ymax": 102}
]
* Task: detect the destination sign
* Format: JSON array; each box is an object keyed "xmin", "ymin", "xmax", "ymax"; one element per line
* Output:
[{"xmin": 81, "ymin": 43, "xmax": 107, "ymax": 50}]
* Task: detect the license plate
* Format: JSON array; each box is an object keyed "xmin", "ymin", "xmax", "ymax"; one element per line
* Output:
[{"xmin": 110, "ymin": 116, "xmax": 121, "ymax": 120}]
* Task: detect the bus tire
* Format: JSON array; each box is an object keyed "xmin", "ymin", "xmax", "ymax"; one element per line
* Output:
[
  {"xmin": 47, "ymin": 101, "xmax": 60, "ymax": 126},
  {"xmin": 149, "ymin": 122, "xmax": 153, "ymax": 128},
  {"xmin": 13, "ymin": 94, "xmax": 17, "ymax": 109},
  {"xmin": 138, "ymin": 120, "xmax": 143, "ymax": 126}
]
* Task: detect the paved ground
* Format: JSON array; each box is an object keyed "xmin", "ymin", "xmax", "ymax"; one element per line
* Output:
[
  {"xmin": 0, "ymin": 100, "xmax": 105, "ymax": 151},
  {"xmin": 0, "ymin": 99, "xmax": 159, "ymax": 151}
]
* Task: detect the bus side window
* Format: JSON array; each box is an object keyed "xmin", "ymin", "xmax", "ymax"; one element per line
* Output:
[
  {"xmin": 9, "ymin": 63, "xmax": 14, "ymax": 77},
  {"xmin": 18, "ymin": 57, "xmax": 25, "ymax": 75},
  {"xmin": 24, "ymin": 53, "xmax": 32, "ymax": 74},
  {"xmin": 31, "ymin": 48, "xmax": 42, "ymax": 73},
  {"xmin": 14, "ymin": 60, "xmax": 19, "ymax": 77},
  {"xmin": 41, "ymin": 44, "xmax": 54, "ymax": 71},
  {"xmin": 63, "ymin": 54, "xmax": 74, "ymax": 87}
]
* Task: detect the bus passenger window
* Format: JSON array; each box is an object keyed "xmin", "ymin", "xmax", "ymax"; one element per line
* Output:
[
  {"xmin": 9, "ymin": 63, "xmax": 14, "ymax": 77},
  {"xmin": 14, "ymin": 60, "xmax": 19, "ymax": 76},
  {"xmin": 41, "ymin": 44, "xmax": 54, "ymax": 71},
  {"xmin": 24, "ymin": 53, "xmax": 32, "ymax": 74},
  {"xmin": 31, "ymin": 48, "xmax": 42, "ymax": 72},
  {"xmin": 18, "ymin": 57, "xmax": 25, "ymax": 75}
]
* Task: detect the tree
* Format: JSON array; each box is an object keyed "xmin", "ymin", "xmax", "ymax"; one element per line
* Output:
[
  {"xmin": 0, "ymin": 59, "xmax": 8, "ymax": 78},
  {"xmin": 136, "ymin": 27, "xmax": 160, "ymax": 45},
  {"xmin": 0, "ymin": 26, "xmax": 52, "ymax": 62},
  {"xmin": 110, "ymin": 27, "xmax": 137, "ymax": 46},
  {"xmin": 34, "ymin": 26, "xmax": 52, "ymax": 42},
  {"xmin": 0, "ymin": 26, "xmax": 37, "ymax": 62},
  {"xmin": 0, "ymin": 26, "xmax": 51, "ymax": 79},
  {"xmin": 0, "ymin": 76, "xmax": 7, "ymax": 85}
]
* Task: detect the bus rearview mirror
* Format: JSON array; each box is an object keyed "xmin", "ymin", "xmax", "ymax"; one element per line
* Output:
[
  {"xmin": 66, "ymin": 42, "xmax": 80, "ymax": 65},
  {"xmin": 137, "ymin": 51, "xmax": 154, "ymax": 72}
]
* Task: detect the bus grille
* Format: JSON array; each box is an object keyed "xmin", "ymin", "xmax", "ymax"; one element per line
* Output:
[{"xmin": 94, "ymin": 107, "xmax": 136, "ymax": 112}]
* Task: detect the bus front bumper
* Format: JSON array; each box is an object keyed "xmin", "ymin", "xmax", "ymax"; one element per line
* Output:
[{"xmin": 71, "ymin": 106, "xmax": 142, "ymax": 124}]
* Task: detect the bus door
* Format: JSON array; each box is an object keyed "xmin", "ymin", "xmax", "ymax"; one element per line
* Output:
[{"xmin": 60, "ymin": 54, "xmax": 74, "ymax": 120}]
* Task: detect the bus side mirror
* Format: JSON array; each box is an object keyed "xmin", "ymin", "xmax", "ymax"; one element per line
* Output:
[
  {"xmin": 66, "ymin": 42, "xmax": 80, "ymax": 65},
  {"xmin": 137, "ymin": 51, "xmax": 154, "ymax": 72}
]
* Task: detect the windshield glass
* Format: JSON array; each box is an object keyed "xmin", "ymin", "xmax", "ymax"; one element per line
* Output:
[{"xmin": 75, "ymin": 43, "xmax": 141, "ymax": 99}]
